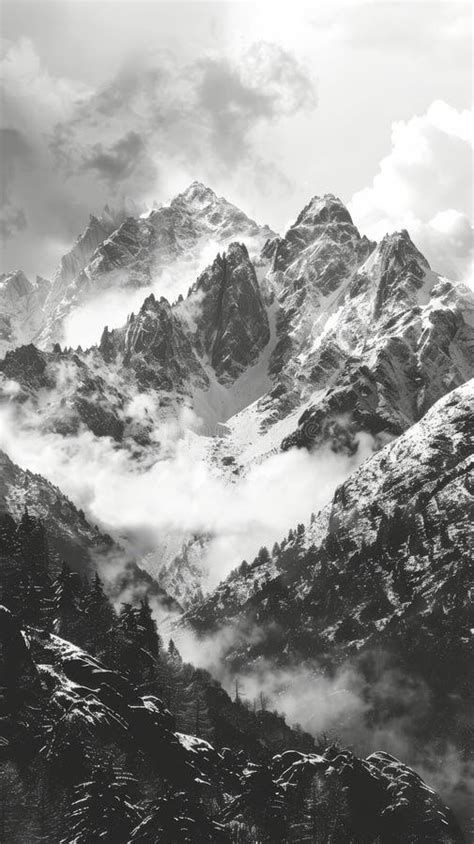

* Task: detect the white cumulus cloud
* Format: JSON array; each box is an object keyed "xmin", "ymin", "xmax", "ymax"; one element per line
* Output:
[{"xmin": 350, "ymin": 101, "xmax": 474, "ymax": 281}]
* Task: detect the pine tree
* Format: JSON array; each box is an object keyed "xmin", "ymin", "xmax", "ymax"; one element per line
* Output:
[
  {"xmin": 18, "ymin": 511, "xmax": 49, "ymax": 579},
  {"xmin": 82, "ymin": 573, "xmax": 117, "ymax": 659},
  {"xmin": 137, "ymin": 596, "xmax": 162, "ymax": 658},
  {"xmin": 175, "ymin": 670, "xmax": 214, "ymax": 740},
  {"xmin": 116, "ymin": 603, "xmax": 141, "ymax": 681},
  {"xmin": 131, "ymin": 788, "xmax": 225, "ymax": 843},
  {"xmin": 61, "ymin": 764, "xmax": 140, "ymax": 844},
  {"xmin": 52, "ymin": 563, "xmax": 81, "ymax": 640},
  {"xmin": 168, "ymin": 638, "xmax": 182, "ymax": 666},
  {"xmin": 256, "ymin": 546, "xmax": 270, "ymax": 565}
]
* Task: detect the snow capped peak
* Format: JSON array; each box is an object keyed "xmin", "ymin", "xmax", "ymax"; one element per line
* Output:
[
  {"xmin": 174, "ymin": 181, "xmax": 218, "ymax": 206},
  {"xmin": 293, "ymin": 193, "xmax": 354, "ymax": 229},
  {"xmin": 375, "ymin": 228, "xmax": 430, "ymax": 271},
  {"xmin": 270, "ymin": 193, "xmax": 364, "ymax": 277},
  {"xmin": 361, "ymin": 229, "xmax": 430, "ymax": 285}
]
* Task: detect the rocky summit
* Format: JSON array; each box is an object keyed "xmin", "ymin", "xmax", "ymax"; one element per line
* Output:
[{"xmin": 0, "ymin": 182, "xmax": 473, "ymax": 841}]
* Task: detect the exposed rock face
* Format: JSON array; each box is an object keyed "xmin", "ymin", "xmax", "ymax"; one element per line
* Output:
[
  {"xmin": 191, "ymin": 242, "xmax": 270, "ymax": 381},
  {"xmin": 271, "ymin": 193, "xmax": 370, "ymax": 276},
  {"xmin": 2, "ymin": 189, "xmax": 472, "ymax": 460},
  {"xmin": 106, "ymin": 293, "xmax": 208, "ymax": 392},
  {"xmin": 0, "ymin": 343, "xmax": 51, "ymax": 390},
  {"xmin": 263, "ymin": 216, "xmax": 474, "ymax": 452},
  {"xmin": 0, "ymin": 271, "xmax": 51, "ymax": 357},
  {"xmin": 32, "ymin": 183, "xmax": 275, "ymax": 350},
  {"xmin": 36, "ymin": 213, "xmax": 118, "ymax": 347}
]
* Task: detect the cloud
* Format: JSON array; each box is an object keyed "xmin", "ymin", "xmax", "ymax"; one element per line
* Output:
[
  {"xmin": 338, "ymin": 2, "xmax": 472, "ymax": 60},
  {"xmin": 0, "ymin": 385, "xmax": 373, "ymax": 592},
  {"xmin": 0, "ymin": 127, "xmax": 31, "ymax": 239},
  {"xmin": 0, "ymin": 38, "xmax": 97, "ymax": 273},
  {"xmin": 350, "ymin": 101, "xmax": 474, "ymax": 279},
  {"xmin": 0, "ymin": 205, "xmax": 27, "ymax": 240},
  {"xmin": 0, "ymin": 36, "xmax": 315, "ymax": 276},
  {"xmin": 61, "ymin": 232, "xmax": 266, "ymax": 348},
  {"xmin": 196, "ymin": 42, "xmax": 316, "ymax": 165},
  {"xmin": 81, "ymin": 130, "xmax": 152, "ymax": 186},
  {"xmin": 51, "ymin": 41, "xmax": 316, "ymax": 182}
]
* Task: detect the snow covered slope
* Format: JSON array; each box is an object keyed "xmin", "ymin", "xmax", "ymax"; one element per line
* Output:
[{"xmin": 186, "ymin": 380, "xmax": 473, "ymax": 637}]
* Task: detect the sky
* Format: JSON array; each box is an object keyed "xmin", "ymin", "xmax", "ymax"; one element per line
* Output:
[{"xmin": 0, "ymin": 0, "xmax": 472, "ymax": 281}]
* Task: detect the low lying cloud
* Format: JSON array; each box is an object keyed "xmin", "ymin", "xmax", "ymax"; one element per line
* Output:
[
  {"xmin": 0, "ymin": 382, "xmax": 374, "ymax": 591},
  {"xmin": 350, "ymin": 101, "xmax": 474, "ymax": 280},
  {"xmin": 62, "ymin": 232, "xmax": 267, "ymax": 349},
  {"xmin": 176, "ymin": 625, "xmax": 474, "ymax": 831}
]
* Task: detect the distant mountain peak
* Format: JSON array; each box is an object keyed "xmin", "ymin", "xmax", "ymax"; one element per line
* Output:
[
  {"xmin": 271, "ymin": 193, "xmax": 364, "ymax": 276},
  {"xmin": 175, "ymin": 181, "xmax": 218, "ymax": 204},
  {"xmin": 376, "ymin": 228, "xmax": 431, "ymax": 271},
  {"xmin": 294, "ymin": 192, "xmax": 354, "ymax": 228}
]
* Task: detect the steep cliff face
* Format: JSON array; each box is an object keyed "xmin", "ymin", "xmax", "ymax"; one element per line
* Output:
[
  {"xmin": 35, "ymin": 212, "xmax": 121, "ymax": 348},
  {"xmin": 190, "ymin": 242, "xmax": 270, "ymax": 381},
  {"xmin": 31, "ymin": 183, "xmax": 275, "ymax": 350},
  {"xmin": 231, "ymin": 208, "xmax": 472, "ymax": 458},
  {"xmin": 100, "ymin": 293, "xmax": 208, "ymax": 393},
  {"xmin": 0, "ymin": 271, "xmax": 51, "ymax": 357},
  {"xmin": 278, "ymin": 229, "xmax": 473, "ymax": 451}
]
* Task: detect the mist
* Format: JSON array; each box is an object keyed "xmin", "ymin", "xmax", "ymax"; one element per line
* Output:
[
  {"xmin": 0, "ymin": 392, "xmax": 375, "ymax": 588},
  {"xmin": 62, "ymin": 232, "xmax": 267, "ymax": 349},
  {"xmin": 175, "ymin": 623, "xmax": 474, "ymax": 830}
]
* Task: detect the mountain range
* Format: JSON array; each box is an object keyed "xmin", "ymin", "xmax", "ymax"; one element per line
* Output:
[{"xmin": 0, "ymin": 181, "xmax": 473, "ymax": 840}]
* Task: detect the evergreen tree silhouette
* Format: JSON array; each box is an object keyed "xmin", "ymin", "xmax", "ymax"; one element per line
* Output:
[{"xmin": 61, "ymin": 763, "xmax": 139, "ymax": 844}]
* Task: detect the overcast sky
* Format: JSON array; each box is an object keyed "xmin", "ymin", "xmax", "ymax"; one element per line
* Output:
[{"xmin": 0, "ymin": 0, "xmax": 472, "ymax": 280}]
